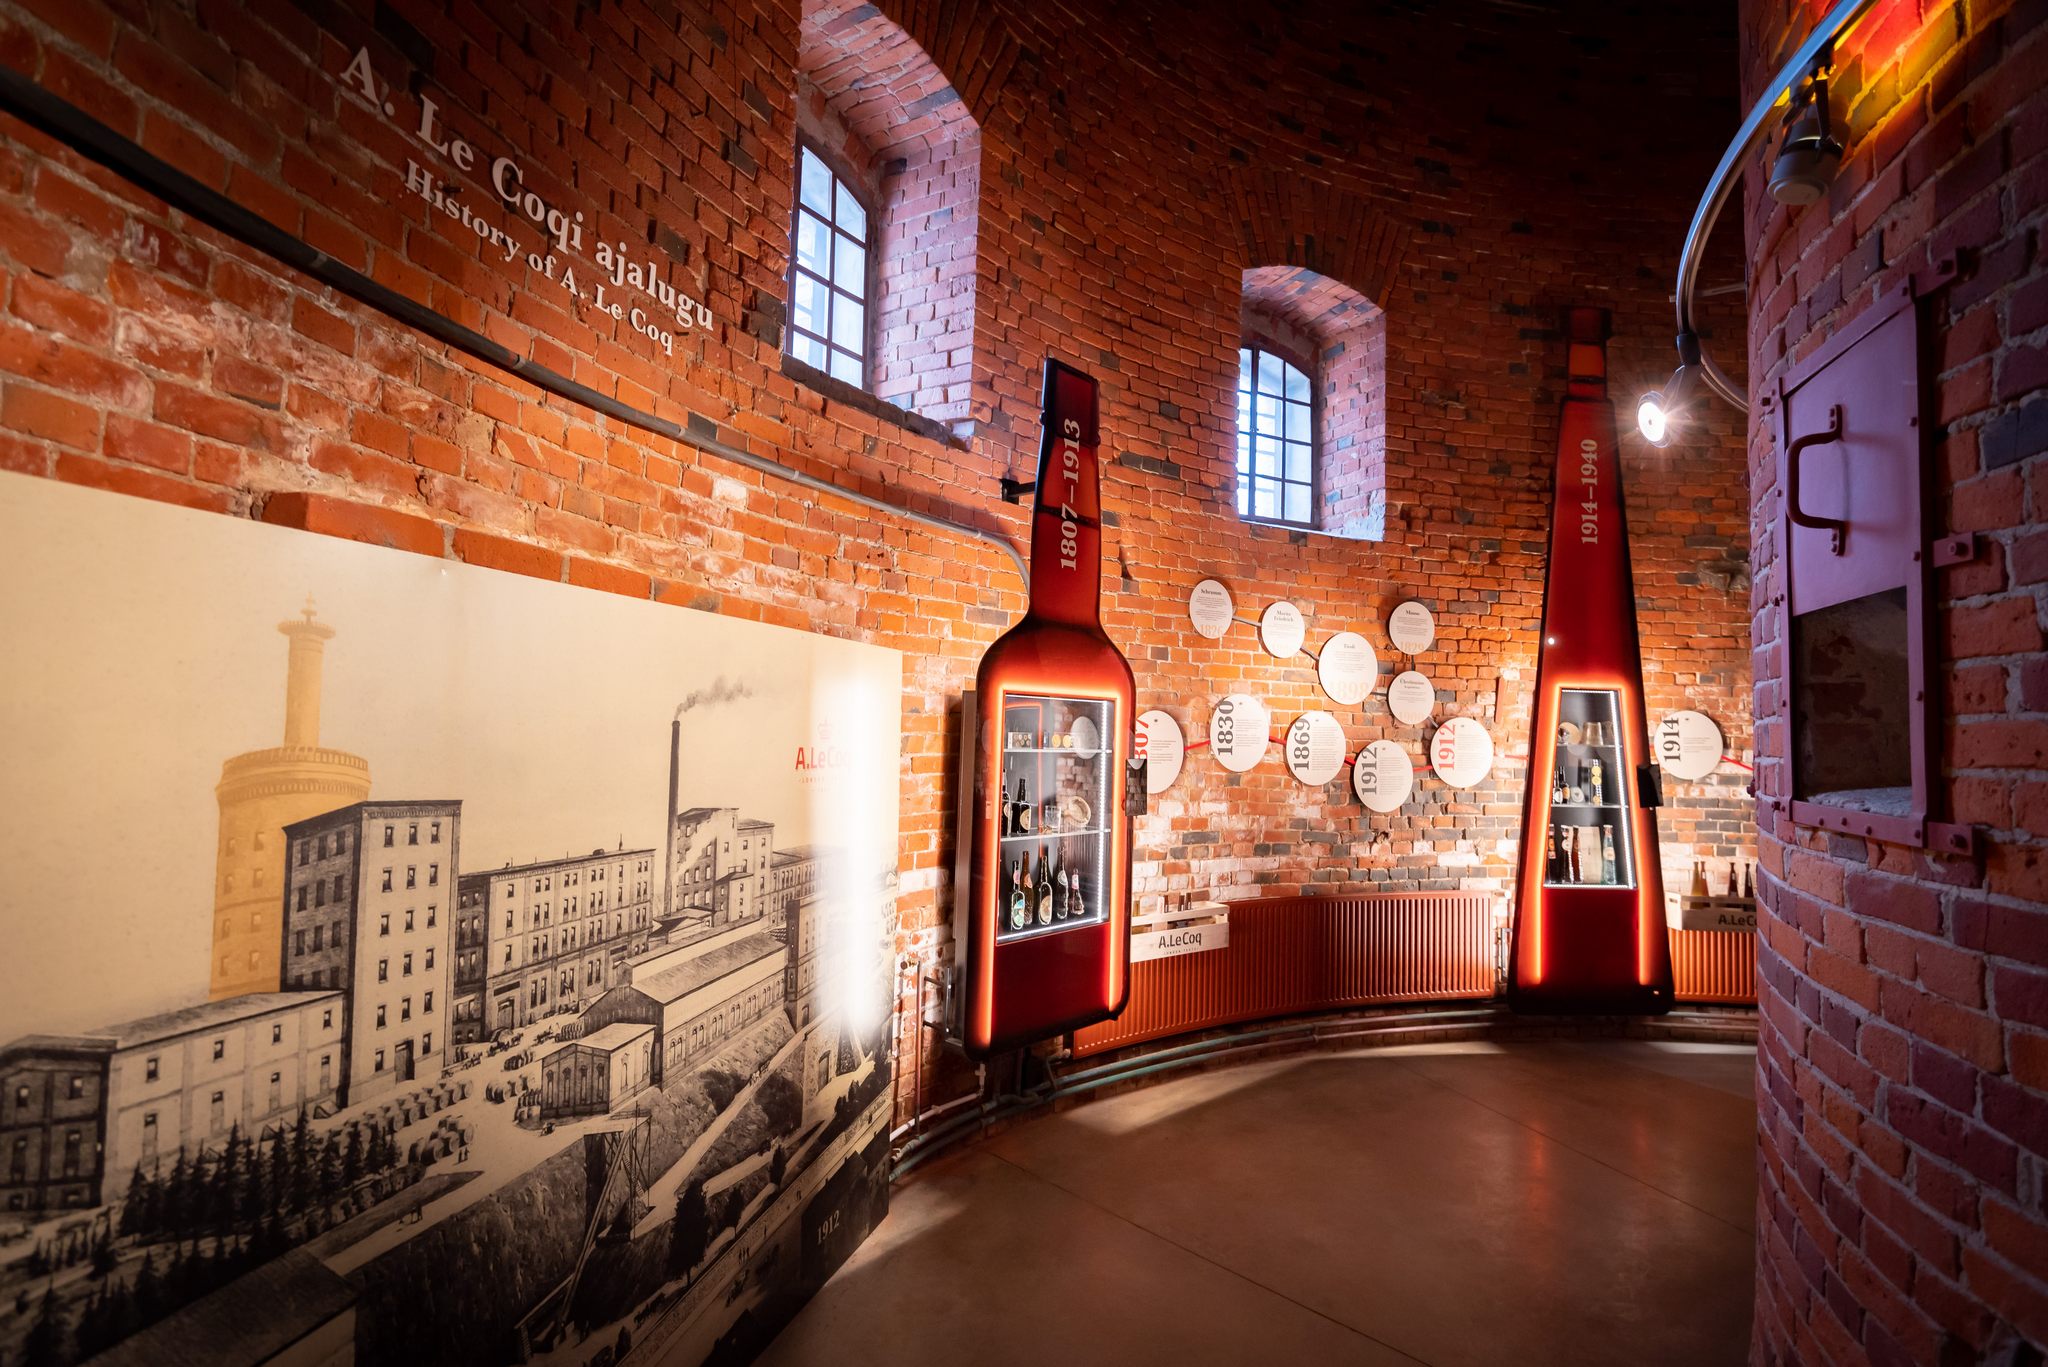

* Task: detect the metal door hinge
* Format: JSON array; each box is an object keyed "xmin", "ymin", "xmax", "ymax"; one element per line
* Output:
[{"xmin": 1930, "ymin": 533, "xmax": 1979, "ymax": 568}]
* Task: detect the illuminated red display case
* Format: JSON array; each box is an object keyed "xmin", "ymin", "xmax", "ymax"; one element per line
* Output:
[
  {"xmin": 1509, "ymin": 308, "xmax": 1673, "ymax": 1013},
  {"xmin": 949, "ymin": 360, "xmax": 1136, "ymax": 1056}
]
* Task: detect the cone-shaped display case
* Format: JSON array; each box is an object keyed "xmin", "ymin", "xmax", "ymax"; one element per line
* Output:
[
  {"xmin": 949, "ymin": 359, "xmax": 1136, "ymax": 1056},
  {"xmin": 1509, "ymin": 308, "xmax": 1674, "ymax": 1013}
]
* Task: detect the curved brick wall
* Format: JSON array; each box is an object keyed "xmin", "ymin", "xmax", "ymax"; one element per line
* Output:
[
  {"xmin": 0, "ymin": 0, "xmax": 1750, "ymax": 1115},
  {"xmin": 1740, "ymin": 0, "xmax": 2048, "ymax": 1359}
]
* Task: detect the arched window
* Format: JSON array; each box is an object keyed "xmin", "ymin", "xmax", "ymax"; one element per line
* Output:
[
  {"xmin": 1237, "ymin": 345, "xmax": 1315, "ymax": 527},
  {"xmin": 794, "ymin": 2, "xmax": 981, "ymax": 428},
  {"xmin": 786, "ymin": 142, "xmax": 873, "ymax": 389},
  {"xmin": 1235, "ymin": 267, "xmax": 1386, "ymax": 540}
]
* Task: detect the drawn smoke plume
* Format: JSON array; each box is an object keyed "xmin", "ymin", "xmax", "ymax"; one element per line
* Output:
[{"xmin": 674, "ymin": 677, "xmax": 750, "ymax": 719}]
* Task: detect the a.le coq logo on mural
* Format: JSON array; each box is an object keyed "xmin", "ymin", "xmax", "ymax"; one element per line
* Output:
[
  {"xmin": 795, "ymin": 722, "xmax": 847, "ymax": 774},
  {"xmin": 338, "ymin": 48, "xmax": 716, "ymax": 358}
]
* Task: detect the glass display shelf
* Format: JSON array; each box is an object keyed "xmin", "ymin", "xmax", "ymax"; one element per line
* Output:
[
  {"xmin": 995, "ymin": 692, "xmax": 1115, "ymax": 941},
  {"xmin": 1542, "ymin": 686, "xmax": 1637, "ymax": 891}
]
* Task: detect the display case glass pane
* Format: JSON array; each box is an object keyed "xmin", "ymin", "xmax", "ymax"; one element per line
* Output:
[
  {"xmin": 1542, "ymin": 687, "xmax": 1636, "ymax": 889},
  {"xmin": 995, "ymin": 692, "xmax": 1115, "ymax": 941}
]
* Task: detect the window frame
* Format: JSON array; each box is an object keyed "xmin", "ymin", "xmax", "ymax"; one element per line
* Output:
[
  {"xmin": 786, "ymin": 137, "xmax": 879, "ymax": 392},
  {"xmin": 1234, "ymin": 337, "xmax": 1322, "ymax": 531}
]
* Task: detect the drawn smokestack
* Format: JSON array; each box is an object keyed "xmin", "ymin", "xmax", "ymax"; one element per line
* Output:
[
  {"xmin": 663, "ymin": 679, "xmax": 749, "ymax": 923},
  {"xmin": 663, "ymin": 718, "xmax": 680, "ymax": 922}
]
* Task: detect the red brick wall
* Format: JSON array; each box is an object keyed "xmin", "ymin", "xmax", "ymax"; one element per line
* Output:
[
  {"xmin": 0, "ymin": 0, "xmax": 1750, "ymax": 1120},
  {"xmin": 1740, "ymin": 0, "xmax": 2048, "ymax": 1360}
]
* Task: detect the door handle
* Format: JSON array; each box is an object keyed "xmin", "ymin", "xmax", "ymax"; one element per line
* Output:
[{"xmin": 1787, "ymin": 404, "xmax": 1846, "ymax": 555}]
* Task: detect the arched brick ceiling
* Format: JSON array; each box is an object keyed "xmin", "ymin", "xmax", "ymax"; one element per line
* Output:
[
  {"xmin": 1228, "ymin": 168, "xmax": 1409, "ymax": 312},
  {"xmin": 1243, "ymin": 264, "xmax": 1381, "ymax": 344},
  {"xmin": 800, "ymin": 0, "xmax": 985, "ymax": 160}
]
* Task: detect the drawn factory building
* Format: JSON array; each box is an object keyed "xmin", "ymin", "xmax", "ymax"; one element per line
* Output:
[
  {"xmin": 538, "ymin": 1023, "xmax": 656, "ymax": 1120},
  {"xmin": 579, "ymin": 923, "xmax": 787, "ymax": 1086},
  {"xmin": 280, "ymin": 801, "xmax": 461, "ymax": 1108},
  {"xmin": 665, "ymin": 807, "xmax": 776, "ymax": 928},
  {"xmin": 209, "ymin": 600, "xmax": 372, "ymax": 1004},
  {"xmin": 451, "ymin": 846, "xmax": 656, "ymax": 1045},
  {"xmin": 769, "ymin": 845, "xmax": 819, "ymax": 929},
  {"xmin": 2, "ymin": 991, "xmax": 346, "ymax": 1212},
  {"xmin": 97, "ymin": 993, "xmax": 346, "ymax": 1202},
  {"xmin": 1, "ymin": 1036, "xmax": 113, "ymax": 1213}
]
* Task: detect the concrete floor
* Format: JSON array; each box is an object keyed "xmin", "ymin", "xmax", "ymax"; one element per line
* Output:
[{"xmin": 760, "ymin": 1039, "xmax": 1756, "ymax": 1367}]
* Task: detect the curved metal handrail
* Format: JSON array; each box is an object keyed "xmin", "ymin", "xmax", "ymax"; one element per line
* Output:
[{"xmin": 1674, "ymin": 0, "xmax": 1880, "ymax": 412}]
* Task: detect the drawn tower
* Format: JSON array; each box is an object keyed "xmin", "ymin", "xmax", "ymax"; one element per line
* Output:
[{"xmin": 208, "ymin": 599, "xmax": 371, "ymax": 1000}]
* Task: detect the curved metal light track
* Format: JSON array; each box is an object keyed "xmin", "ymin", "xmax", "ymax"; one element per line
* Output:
[{"xmin": 1675, "ymin": 0, "xmax": 1878, "ymax": 412}]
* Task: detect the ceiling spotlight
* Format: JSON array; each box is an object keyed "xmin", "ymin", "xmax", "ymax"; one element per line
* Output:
[
  {"xmin": 1637, "ymin": 393, "xmax": 1672, "ymax": 447},
  {"xmin": 1637, "ymin": 332, "xmax": 1701, "ymax": 447},
  {"xmin": 1768, "ymin": 61, "xmax": 1841, "ymax": 206}
]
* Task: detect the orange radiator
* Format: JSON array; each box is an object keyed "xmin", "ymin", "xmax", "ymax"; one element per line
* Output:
[
  {"xmin": 1071, "ymin": 892, "xmax": 1499, "ymax": 1057},
  {"xmin": 1669, "ymin": 928, "xmax": 1757, "ymax": 1004}
]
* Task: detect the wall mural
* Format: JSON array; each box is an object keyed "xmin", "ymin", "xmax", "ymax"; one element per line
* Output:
[{"xmin": 0, "ymin": 473, "xmax": 900, "ymax": 1367}]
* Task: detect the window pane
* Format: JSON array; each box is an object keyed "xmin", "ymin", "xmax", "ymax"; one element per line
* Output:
[
  {"xmin": 1237, "ymin": 389, "xmax": 1251, "ymax": 435},
  {"xmin": 1237, "ymin": 349, "xmax": 1252, "ymax": 391},
  {"xmin": 1284, "ymin": 482, "xmax": 1310, "ymax": 524},
  {"xmin": 1255, "ymin": 393, "xmax": 1281, "ymax": 437},
  {"xmin": 1235, "ymin": 481, "xmax": 1250, "ymax": 515},
  {"xmin": 828, "ymin": 348, "xmax": 862, "ymax": 385},
  {"xmin": 1236, "ymin": 432, "xmax": 1251, "ymax": 475},
  {"xmin": 1254, "ymin": 480, "xmax": 1280, "ymax": 519},
  {"xmin": 800, "ymin": 148, "xmax": 832, "ymax": 216},
  {"xmin": 1255, "ymin": 436, "xmax": 1279, "ymax": 478},
  {"xmin": 1284, "ymin": 360, "xmax": 1309, "ymax": 402},
  {"xmin": 833, "ymin": 234, "xmax": 866, "ymax": 295},
  {"xmin": 796, "ymin": 212, "xmax": 828, "ymax": 273},
  {"xmin": 831, "ymin": 294, "xmax": 864, "ymax": 351},
  {"xmin": 1285, "ymin": 442, "xmax": 1310, "ymax": 483},
  {"xmin": 1257, "ymin": 351, "xmax": 1286, "ymax": 396},
  {"xmin": 792, "ymin": 273, "xmax": 824, "ymax": 335},
  {"xmin": 834, "ymin": 183, "xmax": 867, "ymax": 239},
  {"xmin": 1285, "ymin": 400, "xmax": 1309, "ymax": 444},
  {"xmin": 792, "ymin": 333, "xmax": 826, "ymax": 369}
]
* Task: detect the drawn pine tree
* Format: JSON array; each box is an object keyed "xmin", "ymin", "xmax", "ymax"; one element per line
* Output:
[
  {"xmin": 21, "ymin": 1283, "xmax": 68, "ymax": 1367},
  {"xmin": 668, "ymin": 1181, "xmax": 709, "ymax": 1283}
]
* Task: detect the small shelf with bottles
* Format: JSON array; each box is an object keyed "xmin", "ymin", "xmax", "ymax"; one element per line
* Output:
[
  {"xmin": 1542, "ymin": 687, "xmax": 1637, "ymax": 891},
  {"xmin": 995, "ymin": 693, "xmax": 1113, "ymax": 942}
]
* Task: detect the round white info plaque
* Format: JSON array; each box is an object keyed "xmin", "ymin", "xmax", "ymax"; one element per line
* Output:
[
  {"xmin": 1137, "ymin": 709, "xmax": 1186, "ymax": 793},
  {"xmin": 1189, "ymin": 579, "xmax": 1235, "ymax": 640},
  {"xmin": 1260, "ymin": 600, "xmax": 1306, "ymax": 659},
  {"xmin": 1353, "ymin": 739, "xmax": 1413, "ymax": 812},
  {"xmin": 1388, "ymin": 670, "xmax": 1436, "ymax": 725},
  {"xmin": 1317, "ymin": 631, "xmax": 1378, "ymax": 706},
  {"xmin": 1284, "ymin": 711, "xmax": 1347, "ymax": 787},
  {"xmin": 1656, "ymin": 710, "xmax": 1724, "ymax": 781},
  {"xmin": 1209, "ymin": 694, "xmax": 1270, "ymax": 773},
  {"xmin": 1388, "ymin": 600, "xmax": 1436, "ymax": 654},
  {"xmin": 1429, "ymin": 716, "xmax": 1495, "ymax": 789}
]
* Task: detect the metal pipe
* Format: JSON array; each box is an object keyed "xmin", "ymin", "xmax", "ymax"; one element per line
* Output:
[
  {"xmin": 1674, "ymin": 0, "xmax": 1878, "ymax": 412},
  {"xmin": 889, "ymin": 1003, "xmax": 1757, "ymax": 1180},
  {"xmin": 0, "ymin": 63, "xmax": 1030, "ymax": 590},
  {"xmin": 891, "ymin": 1006, "xmax": 1506, "ymax": 1178}
]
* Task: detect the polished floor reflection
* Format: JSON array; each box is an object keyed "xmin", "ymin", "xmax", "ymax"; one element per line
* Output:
[{"xmin": 761, "ymin": 1039, "xmax": 1756, "ymax": 1367}]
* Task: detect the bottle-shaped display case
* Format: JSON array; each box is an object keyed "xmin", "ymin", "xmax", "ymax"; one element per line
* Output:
[
  {"xmin": 949, "ymin": 360, "xmax": 1136, "ymax": 1056},
  {"xmin": 1509, "ymin": 308, "xmax": 1673, "ymax": 1013}
]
